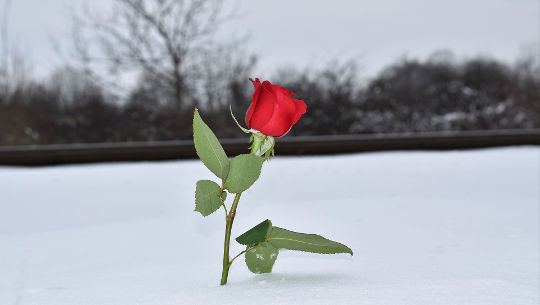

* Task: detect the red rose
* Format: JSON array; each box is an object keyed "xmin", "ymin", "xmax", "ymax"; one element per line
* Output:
[{"xmin": 245, "ymin": 78, "xmax": 307, "ymax": 137}]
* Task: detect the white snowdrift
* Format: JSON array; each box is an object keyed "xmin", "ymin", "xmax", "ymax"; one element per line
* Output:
[{"xmin": 0, "ymin": 147, "xmax": 538, "ymax": 305}]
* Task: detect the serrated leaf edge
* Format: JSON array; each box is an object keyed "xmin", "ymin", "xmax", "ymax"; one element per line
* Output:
[
  {"xmin": 267, "ymin": 236, "xmax": 353, "ymax": 255},
  {"xmin": 267, "ymin": 227, "xmax": 353, "ymax": 255},
  {"xmin": 235, "ymin": 219, "xmax": 272, "ymax": 245},
  {"xmin": 194, "ymin": 180, "xmax": 224, "ymax": 217},
  {"xmin": 193, "ymin": 108, "xmax": 229, "ymax": 179},
  {"xmin": 224, "ymin": 154, "xmax": 264, "ymax": 193},
  {"xmin": 244, "ymin": 242, "xmax": 279, "ymax": 274}
]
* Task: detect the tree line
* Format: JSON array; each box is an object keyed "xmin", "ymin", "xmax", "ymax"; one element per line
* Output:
[
  {"xmin": 0, "ymin": 53, "xmax": 538, "ymax": 146},
  {"xmin": 0, "ymin": 0, "xmax": 538, "ymax": 145}
]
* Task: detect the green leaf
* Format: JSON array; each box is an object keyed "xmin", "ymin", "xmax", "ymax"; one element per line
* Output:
[
  {"xmin": 193, "ymin": 109, "xmax": 230, "ymax": 179},
  {"xmin": 245, "ymin": 242, "xmax": 279, "ymax": 274},
  {"xmin": 240, "ymin": 221, "xmax": 353, "ymax": 274},
  {"xmin": 194, "ymin": 180, "xmax": 224, "ymax": 216},
  {"xmin": 224, "ymin": 154, "xmax": 264, "ymax": 193},
  {"xmin": 268, "ymin": 227, "xmax": 353, "ymax": 255},
  {"xmin": 236, "ymin": 219, "xmax": 272, "ymax": 246}
]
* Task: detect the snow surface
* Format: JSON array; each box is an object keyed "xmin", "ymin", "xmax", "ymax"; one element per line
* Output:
[{"xmin": 1, "ymin": 147, "xmax": 539, "ymax": 305}]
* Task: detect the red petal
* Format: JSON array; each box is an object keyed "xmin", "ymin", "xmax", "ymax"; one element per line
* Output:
[
  {"xmin": 249, "ymin": 78, "xmax": 262, "ymax": 89},
  {"xmin": 247, "ymin": 82, "xmax": 276, "ymax": 130},
  {"xmin": 277, "ymin": 85, "xmax": 295, "ymax": 97},
  {"xmin": 245, "ymin": 84, "xmax": 261, "ymax": 127},
  {"xmin": 291, "ymin": 98, "xmax": 307, "ymax": 125},
  {"xmin": 257, "ymin": 91, "xmax": 298, "ymax": 137},
  {"xmin": 246, "ymin": 79, "xmax": 306, "ymax": 137}
]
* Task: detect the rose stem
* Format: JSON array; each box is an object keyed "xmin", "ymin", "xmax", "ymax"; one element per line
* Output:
[
  {"xmin": 220, "ymin": 192, "xmax": 242, "ymax": 285},
  {"xmin": 220, "ymin": 138, "xmax": 264, "ymax": 285}
]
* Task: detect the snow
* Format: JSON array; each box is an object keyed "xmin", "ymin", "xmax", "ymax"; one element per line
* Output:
[{"xmin": 1, "ymin": 147, "xmax": 539, "ymax": 305}]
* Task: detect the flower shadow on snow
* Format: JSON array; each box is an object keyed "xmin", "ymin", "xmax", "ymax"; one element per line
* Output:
[{"xmin": 236, "ymin": 272, "xmax": 352, "ymax": 286}]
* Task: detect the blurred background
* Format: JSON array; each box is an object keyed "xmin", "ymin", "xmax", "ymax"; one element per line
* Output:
[{"xmin": 0, "ymin": 0, "xmax": 538, "ymax": 150}]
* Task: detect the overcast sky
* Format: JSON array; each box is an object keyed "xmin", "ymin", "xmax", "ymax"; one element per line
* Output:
[{"xmin": 2, "ymin": 0, "xmax": 539, "ymax": 80}]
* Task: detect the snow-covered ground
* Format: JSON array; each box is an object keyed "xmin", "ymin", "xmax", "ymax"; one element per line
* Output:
[{"xmin": 1, "ymin": 147, "xmax": 539, "ymax": 305}]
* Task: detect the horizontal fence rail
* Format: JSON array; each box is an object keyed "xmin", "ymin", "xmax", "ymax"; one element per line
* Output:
[{"xmin": 0, "ymin": 129, "xmax": 539, "ymax": 166}]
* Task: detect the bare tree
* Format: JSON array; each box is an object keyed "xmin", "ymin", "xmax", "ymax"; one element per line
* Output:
[
  {"xmin": 0, "ymin": 0, "xmax": 31, "ymax": 99},
  {"xmin": 0, "ymin": 0, "xmax": 12, "ymax": 96},
  {"xmin": 72, "ymin": 0, "xmax": 246, "ymax": 112},
  {"xmin": 0, "ymin": 0, "xmax": 10, "ymax": 68}
]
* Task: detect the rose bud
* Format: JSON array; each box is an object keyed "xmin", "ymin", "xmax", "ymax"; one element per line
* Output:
[{"xmin": 245, "ymin": 78, "xmax": 307, "ymax": 137}]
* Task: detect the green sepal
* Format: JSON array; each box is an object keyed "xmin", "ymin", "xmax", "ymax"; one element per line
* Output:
[
  {"xmin": 193, "ymin": 108, "xmax": 230, "ymax": 179},
  {"xmin": 236, "ymin": 219, "xmax": 272, "ymax": 246},
  {"xmin": 230, "ymin": 106, "xmax": 250, "ymax": 134},
  {"xmin": 224, "ymin": 154, "xmax": 264, "ymax": 193},
  {"xmin": 262, "ymin": 137, "xmax": 275, "ymax": 160},
  {"xmin": 194, "ymin": 180, "xmax": 224, "ymax": 216},
  {"xmin": 250, "ymin": 133, "xmax": 265, "ymax": 155},
  {"xmin": 245, "ymin": 242, "xmax": 279, "ymax": 274}
]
